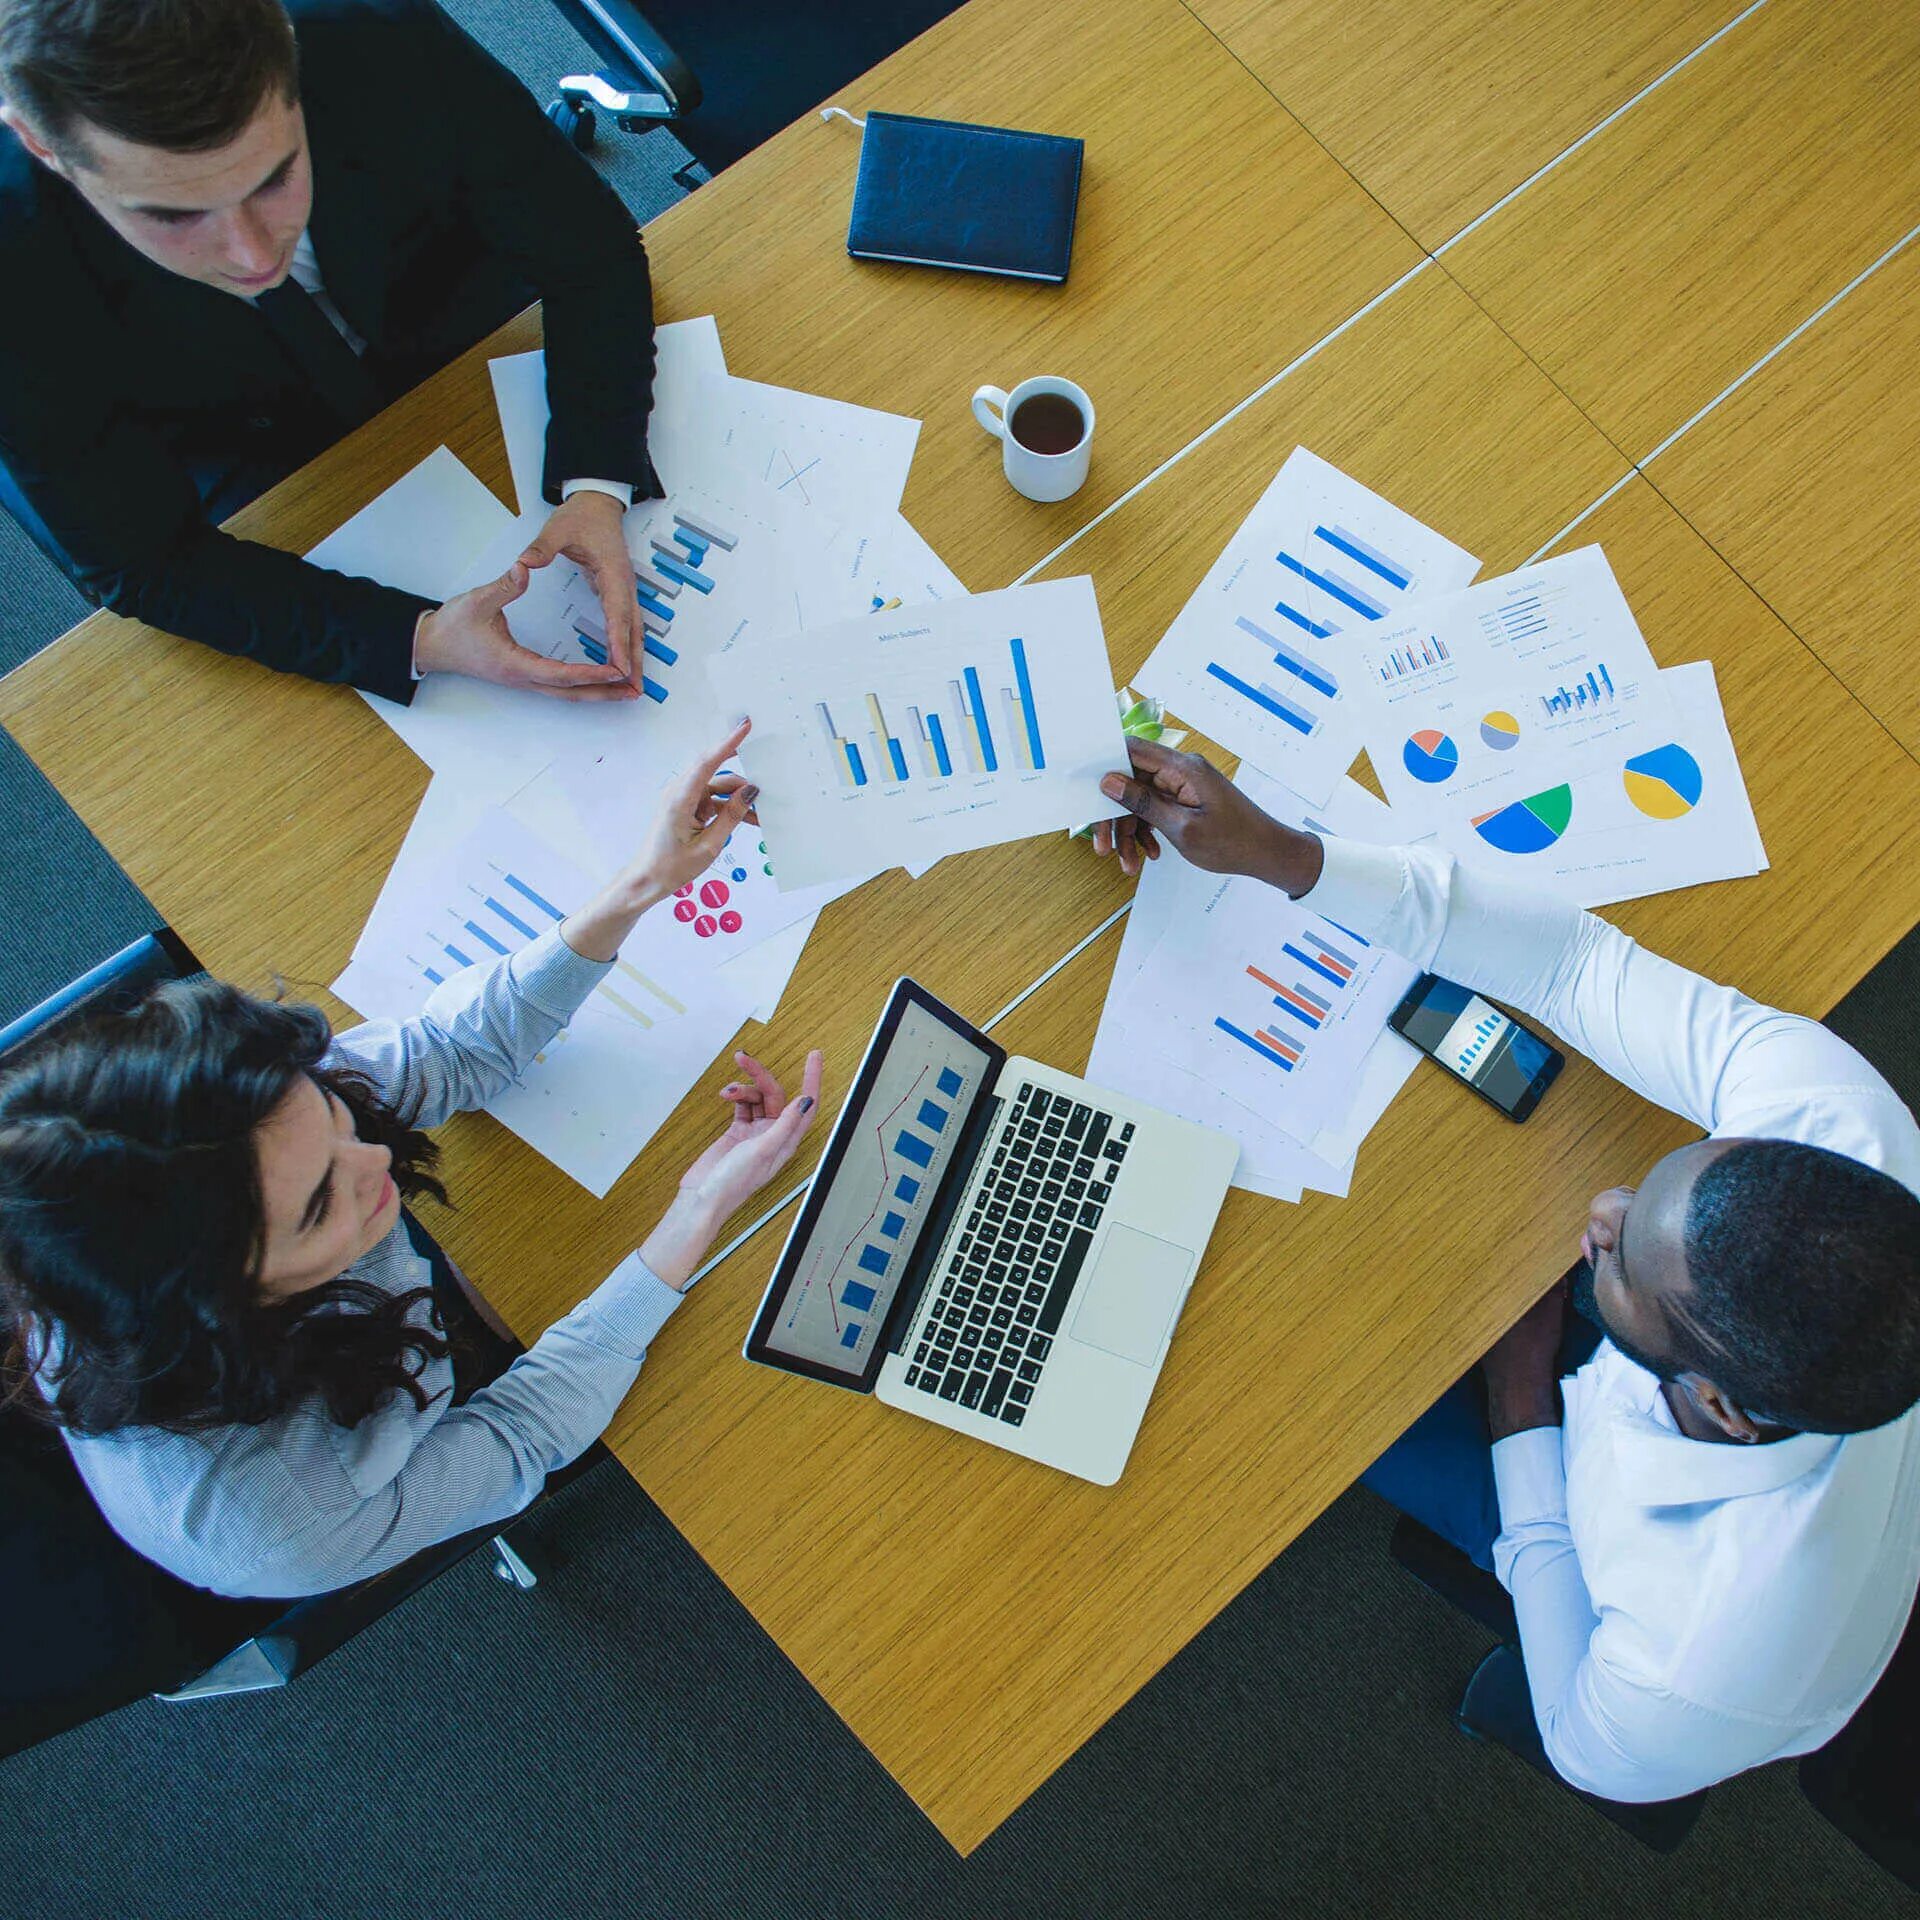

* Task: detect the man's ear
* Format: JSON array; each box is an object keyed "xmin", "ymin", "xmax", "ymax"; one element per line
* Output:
[
  {"xmin": 1678, "ymin": 1374, "xmax": 1767, "ymax": 1442},
  {"xmin": 1, "ymin": 105, "xmax": 63, "ymax": 172}
]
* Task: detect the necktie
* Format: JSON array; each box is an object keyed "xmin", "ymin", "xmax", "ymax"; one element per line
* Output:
[{"xmin": 254, "ymin": 277, "xmax": 383, "ymax": 429}]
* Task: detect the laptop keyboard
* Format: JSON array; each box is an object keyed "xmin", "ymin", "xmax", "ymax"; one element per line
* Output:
[{"xmin": 905, "ymin": 1082, "xmax": 1134, "ymax": 1427}]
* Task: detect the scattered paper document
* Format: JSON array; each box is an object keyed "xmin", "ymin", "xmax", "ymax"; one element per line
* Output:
[
  {"xmin": 658, "ymin": 371, "xmax": 921, "ymax": 523},
  {"xmin": 488, "ymin": 316, "xmax": 726, "ymax": 518},
  {"xmin": 307, "ymin": 444, "xmax": 514, "ymax": 600},
  {"xmin": 1088, "ymin": 768, "xmax": 1420, "ymax": 1199},
  {"xmin": 712, "ymin": 576, "xmax": 1130, "ymax": 890},
  {"xmin": 336, "ymin": 776, "xmax": 755, "ymax": 1196},
  {"xmin": 1136, "ymin": 448, "xmax": 1480, "ymax": 804},
  {"xmin": 361, "ymin": 479, "xmax": 877, "ymax": 793},
  {"xmin": 1462, "ymin": 659, "xmax": 1766, "ymax": 908},
  {"xmin": 1128, "ymin": 856, "xmax": 1419, "ymax": 1140}
]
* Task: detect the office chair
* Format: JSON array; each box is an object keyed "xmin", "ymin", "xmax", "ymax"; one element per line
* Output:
[
  {"xmin": 545, "ymin": 0, "xmax": 966, "ymax": 179},
  {"xmin": 1797, "ymin": 1600, "xmax": 1920, "ymax": 1890},
  {"xmin": 0, "ymin": 932, "xmax": 580, "ymax": 1763},
  {"xmin": 1388, "ymin": 1516, "xmax": 1709, "ymax": 1852}
]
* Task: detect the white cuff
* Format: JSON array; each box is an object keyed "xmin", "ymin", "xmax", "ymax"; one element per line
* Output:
[
  {"xmin": 1302, "ymin": 836, "xmax": 1405, "ymax": 939},
  {"xmin": 1492, "ymin": 1425, "xmax": 1569, "ymax": 1527},
  {"xmin": 562, "ymin": 477, "xmax": 635, "ymax": 510}
]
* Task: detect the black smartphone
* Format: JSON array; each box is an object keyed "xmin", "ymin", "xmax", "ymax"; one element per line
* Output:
[{"xmin": 1387, "ymin": 973, "xmax": 1564, "ymax": 1122}]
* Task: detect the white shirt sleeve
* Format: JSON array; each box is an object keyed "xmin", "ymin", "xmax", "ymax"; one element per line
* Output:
[
  {"xmin": 1308, "ymin": 837, "xmax": 1904, "ymax": 1140},
  {"xmin": 224, "ymin": 1252, "xmax": 683, "ymax": 1597},
  {"xmin": 561, "ymin": 477, "xmax": 634, "ymax": 509}
]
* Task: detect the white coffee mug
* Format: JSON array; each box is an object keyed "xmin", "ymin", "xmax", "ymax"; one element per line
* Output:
[{"xmin": 971, "ymin": 375, "xmax": 1095, "ymax": 503}]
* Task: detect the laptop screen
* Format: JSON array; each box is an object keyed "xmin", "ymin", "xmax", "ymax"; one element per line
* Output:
[{"xmin": 746, "ymin": 981, "xmax": 1000, "ymax": 1388}]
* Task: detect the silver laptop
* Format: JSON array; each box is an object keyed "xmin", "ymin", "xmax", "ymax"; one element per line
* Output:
[{"xmin": 743, "ymin": 978, "xmax": 1238, "ymax": 1484}]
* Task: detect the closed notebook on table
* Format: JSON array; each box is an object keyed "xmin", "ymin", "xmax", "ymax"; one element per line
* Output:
[{"xmin": 846, "ymin": 111, "xmax": 1084, "ymax": 284}]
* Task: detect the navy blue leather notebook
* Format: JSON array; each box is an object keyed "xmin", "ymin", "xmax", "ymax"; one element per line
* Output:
[{"xmin": 846, "ymin": 111, "xmax": 1084, "ymax": 284}]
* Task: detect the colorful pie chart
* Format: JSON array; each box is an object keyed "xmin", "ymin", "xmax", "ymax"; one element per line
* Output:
[
  {"xmin": 1622, "ymin": 743, "xmax": 1704, "ymax": 819},
  {"xmin": 1471, "ymin": 783, "xmax": 1574, "ymax": 855},
  {"xmin": 1402, "ymin": 728, "xmax": 1460, "ymax": 784},
  {"xmin": 1479, "ymin": 709, "xmax": 1521, "ymax": 751}
]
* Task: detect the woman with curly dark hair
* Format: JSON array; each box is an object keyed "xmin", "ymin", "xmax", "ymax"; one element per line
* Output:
[{"xmin": 0, "ymin": 725, "xmax": 823, "ymax": 1598}]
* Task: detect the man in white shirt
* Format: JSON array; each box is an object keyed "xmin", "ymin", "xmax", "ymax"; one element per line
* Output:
[{"xmin": 1094, "ymin": 740, "xmax": 1920, "ymax": 1806}]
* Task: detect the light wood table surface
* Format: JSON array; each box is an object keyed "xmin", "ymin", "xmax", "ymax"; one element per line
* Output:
[
  {"xmin": 1654, "ymin": 236, "xmax": 1920, "ymax": 761},
  {"xmin": 1440, "ymin": 0, "xmax": 1920, "ymax": 455},
  {"xmin": 1187, "ymin": 0, "xmax": 1731, "ymax": 248},
  {"xmin": 4, "ymin": 0, "xmax": 1920, "ymax": 1860}
]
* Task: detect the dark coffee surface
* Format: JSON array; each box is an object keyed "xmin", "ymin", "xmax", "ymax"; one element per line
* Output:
[{"xmin": 1010, "ymin": 391, "xmax": 1086, "ymax": 454}]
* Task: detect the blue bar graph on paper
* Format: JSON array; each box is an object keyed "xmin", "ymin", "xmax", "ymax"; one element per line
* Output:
[
  {"xmin": 1315, "ymin": 524, "xmax": 1411, "ymax": 590},
  {"xmin": 926, "ymin": 712, "xmax": 953, "ymax": 777},
  {"xmin": 886, "ymin": 736, "xmax": 909, "ymax": 782},
  {"xmin": 1205, "ymin": 661, "xmax": 1315, "ymax": 736},
  {"xmin": 1269, "ymin": 994, "xmax": 1320, "ymax": 1030},
  {"xmin": 1010, "ymin": 637, "xmax": 1047, "ymax": 770},
  {"xmin": 578, "ymin": 635, "xmax": 607, "ymax": 667},
  {"xmin": 917, "ymin": 1099, "xmax": 948, "ymax": 1133},
  {"xmin": 1276, "ymin": 551, "xmax": 1387, "ymax": 620},
  {"xmin": 895, "ymin": 1174, "xmax": 921, "ymax": 1203},
  {"xmin": 504, "ymin": 873, "xmax": 565, "ymax": 922},
  {"xmin": 963, "ymin": 666, "xmax": 999, "ymax": 772},
  {"xmin": 895, "ymin": 1131, "xmax": 934, "ymax": 1168},
  {"xmin": 1320, "ymin": 914, "xmax": 1371, "ymax": 947},
  {"xmin": 1215, "ymin": 1017, "xmax": 1294, "ymax": 1071},
  {"xmin": 840, "ymin": 1323, "xmax": 863, "ymax": 1349},
  {"xmin": 635, "ymin": 586, "xmax": 675, "ymax": 623},
  {"xmin": 652, "ymin": 553, "xmax": 713, "ymax": 593},
  {"xmin": 424, "ymin": 966, "xmax": 445, "ymax": 985},
  {"xmin": 642, "ymin": 634, "xmax": 677, "ymax": 667},
  {"xmin": 443, "ymin": 944, "xmax": 473, "ymax": 967},
  {"xmin": 845, "ymin": 742, "xmax": 868, "ymax": 787},
  {"xmin": 485, "ymin": 897, "xmax": 539, "ymax": 940},
  {"xmin": 880, "ymin": 1211, "xmax": 906, "ymax": 1239},
  {"xmin": 936, "ymin": 1067, "xmax": 964, "ymax": 1097},
  {"xmin": 1235, "ymin": 615, "xmax": 1338, "ymax": 699},
  {"xmin": 675, "ymin": 530, "xmax": 709, "ymax": 567},
  {"xmin": 857, "ymin": 1245, "xmax": 889, "ymax": 1277},
  {"xmin": 464, "ymin": 920, "xmax": 510, "ymax": 957},
  {"xmin": 1282, "ymin": 941, "xmax": 1346, "ymax": 988},
  {"xmin": 1273, "ymin": 599, "xmax": 1336, "ymax": 641},
  {"xmin": 641, "ymin": 678, "xmax": 668, "ymax": 703},
  {"xmin": 842, "ymin": 1279, "xmax": 878, "ymax": 1312}
]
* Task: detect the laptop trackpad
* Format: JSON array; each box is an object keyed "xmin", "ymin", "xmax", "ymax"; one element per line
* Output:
[{"xmin": 1069, "ymin": 1226, "xmax": 1194, "ymax": 1366}]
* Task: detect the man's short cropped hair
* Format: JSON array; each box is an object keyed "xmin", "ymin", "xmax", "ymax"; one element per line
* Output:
[
  {"xmin": 0, "ymin": 0, "xmax": 299, "ymax": 163},
  {"xmin": 1675, "ymin": 1137, "xmax": 1920, "ymax": 1434}
]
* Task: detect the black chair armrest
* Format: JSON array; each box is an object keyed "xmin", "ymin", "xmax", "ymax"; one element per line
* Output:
[{"xmin": 552, "ymin": 0, "xmax": 702, "ymax": 119}]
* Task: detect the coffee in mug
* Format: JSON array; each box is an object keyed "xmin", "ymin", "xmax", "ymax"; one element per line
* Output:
[{"xmin": 971, "ymin": 375, "xmax": 1095, "ymax": 503}]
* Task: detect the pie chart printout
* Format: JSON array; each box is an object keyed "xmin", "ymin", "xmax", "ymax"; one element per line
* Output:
[
  {"xmin": 1479, "ymin": 710, "xmax": 1521, "ymax": 751},
  {"xmin": 1402, "ymin": 728, "xmax": 1459, "ymax": 784},
  {"xmin": 1471, "ymin": 783, "xmax": 1574, "ymax": 855},
  {"xmin": 1622, "ymin": 743, "xmax": 1704, "ymax": 820}
]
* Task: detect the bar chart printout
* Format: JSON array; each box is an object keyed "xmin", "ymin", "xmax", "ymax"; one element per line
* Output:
[
  {"xmin": 713, "ymin": 576, "xmax": 1127, "ymax": 888},
  {"xmin": 763, "ymin": 1009, "xmax": 988, "ymax": 1374},
  {"xmin": 1137, "ymin": 447, "xmax": 1480, "ymax": 804},
  {"xmin": 1131, "ymin": 869, "xmax": 1420, "ymax": 1138}
]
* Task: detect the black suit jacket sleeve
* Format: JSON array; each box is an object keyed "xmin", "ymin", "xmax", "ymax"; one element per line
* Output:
[
  {"xmin": 0, "ymin": 288, "xmax": 432, "ymax": 704},
  {"xmin": 414, "ymin": 1, "xmax": 660, "ymax": 505}
]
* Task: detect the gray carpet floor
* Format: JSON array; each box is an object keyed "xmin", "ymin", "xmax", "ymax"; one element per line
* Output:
[{"xmin": 0, "ymin": 7, "xmax": 1914, "ymax": 1913}]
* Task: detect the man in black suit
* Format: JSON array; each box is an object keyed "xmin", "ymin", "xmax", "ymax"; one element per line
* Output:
[{"xmin": 0, "ymin": 0, "xmax": 660, "ymax": 706}]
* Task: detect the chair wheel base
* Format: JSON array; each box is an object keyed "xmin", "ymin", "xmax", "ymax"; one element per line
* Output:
[{"xmin": 546, "ymin": 98, "xmax": 597, "ymax": 152}]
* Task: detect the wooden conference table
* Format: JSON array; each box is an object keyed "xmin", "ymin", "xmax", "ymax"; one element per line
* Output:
[{"xmin": 5, "ymin": 0, "xmax": 1920, "ymax": 1856}]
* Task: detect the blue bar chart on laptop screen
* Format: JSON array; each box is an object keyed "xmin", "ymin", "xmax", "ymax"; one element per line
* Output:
[
  {"xmin": 814, "ymin": 638, "xmax": 1047, "ymax": 789},
  {"xmin": 766, "ymin": 1014, "xmax": 986, "ymax": 1375}
]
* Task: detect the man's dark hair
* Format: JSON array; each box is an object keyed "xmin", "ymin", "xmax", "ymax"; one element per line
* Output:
[
  {"xmin": 1673, "ymin": 1138, "xmax": 1920, "ymax": 1434},
  {"xmin": 0, "ymin": 0, "xmax": 299, "ymax": 163}
]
